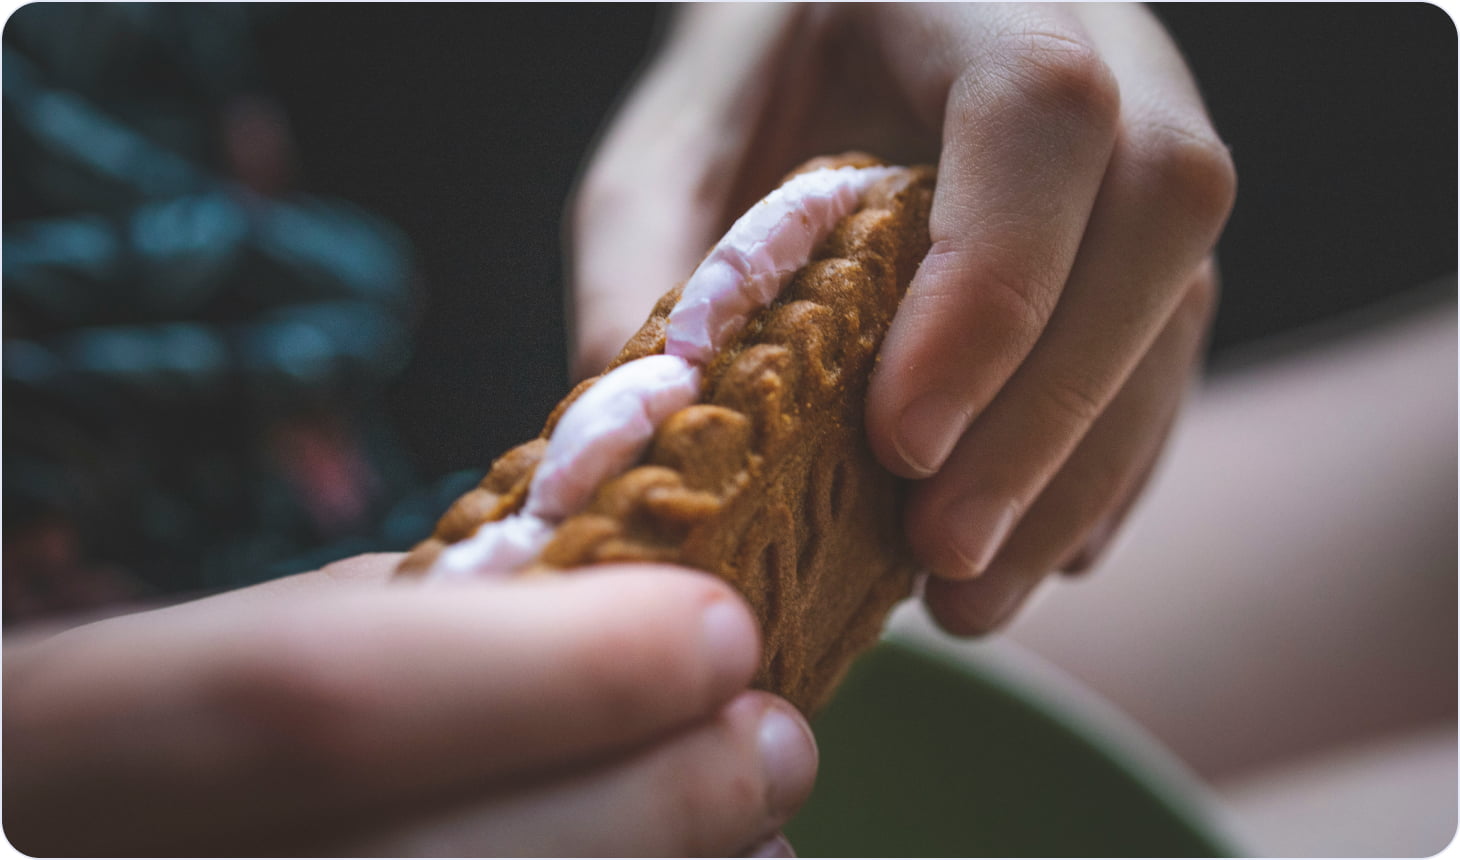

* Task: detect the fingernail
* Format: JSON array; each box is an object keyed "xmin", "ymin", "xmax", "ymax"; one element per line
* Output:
[
  {"xmin": 758, "ymin": 701, "xmax": 818, "ymax": 818},
  {"xmin": 894, "ymin": 390, "xmax": 970, "ymax": 477},
  {"xmin": 702, "ymin": 598, "xmax": 760, "ymax": 689},
  {"xmin": 944, "ymin": 496, "xmax": 1021, "ymax": 577},
  {"xmin": 744, "ymin": 833, "xmax": 796, "ymax": 858}
]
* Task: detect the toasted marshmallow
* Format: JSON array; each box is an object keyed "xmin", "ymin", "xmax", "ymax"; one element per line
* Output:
[
  {"xmin": 665, "ymin": 166, "xmax": 898, "ymax": 365},
  {"xmin": 433, "ymin": 356, "xmax": 699, "ymax": 577},
  {"xmin": 526, "ymin": 354, "xmax": 701, "ymax": 521},
  {"xmin": 432, "ymin": 512, "xmax": 554, "ymax": 580},
  {"xmin": 431, "ymin": 165, "xmax": 897, "ymax": 579}
]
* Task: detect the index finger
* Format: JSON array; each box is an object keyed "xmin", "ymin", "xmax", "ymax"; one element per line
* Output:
[{"xmin": 861, "ymin": 5, "xmax": 1121, "ymax": 478}]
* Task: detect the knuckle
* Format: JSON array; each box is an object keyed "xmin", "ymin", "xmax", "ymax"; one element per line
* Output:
[
  {"xmin": 661, "ymin": 717, "xmax": 763, "ymax": 856},
  {"xmin": 905, "ymin": 240, "xmax": 1060, "ymax": 360},
  {"xmin": 991, "ymin": 30, "xmax": 1121, "ymax": 131},
  {"xmin": 1130, "ymin": 122, "xmax": 1238, "ymax": 232},
  {"xmin": 1184, "ymin": 260, "xmax": 1221, "ymax": 316},
  {"xmin": 663, "ymin": 754, "xmax": 719, "ymax": 855},
  {"xmin": 964, "ymin": 252, "xmax": 1059, "ymax": 347},
  {"xmin": 1036, "ymin": 368, "xmax": 1107, "ymax": 430},
  {"xmin": 216, "ymin": 624, "xmax": 378, "ymax": 776}
]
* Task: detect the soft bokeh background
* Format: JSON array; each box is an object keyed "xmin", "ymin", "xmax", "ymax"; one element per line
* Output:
[
  {"xmin": 5, "ymin": 3, "xmax": 1452, "ymax": 607},
  {"xmin": 4, "ymin": 4, "xmax": 1455, "ymax": 856}
]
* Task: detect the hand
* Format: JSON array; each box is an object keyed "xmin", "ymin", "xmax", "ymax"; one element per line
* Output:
[
  {"xmin": 4, "ymin": 554, "xmax": 815, "ymax": 856},
  {"xmin": 570, "ymin": 4, "xmax": 1235, "ymax": 634}
]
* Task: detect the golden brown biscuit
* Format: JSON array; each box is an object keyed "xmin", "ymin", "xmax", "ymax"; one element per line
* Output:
[{"xmin": 400, "ymin": 155, "xmax": 934, "ymax": 714}]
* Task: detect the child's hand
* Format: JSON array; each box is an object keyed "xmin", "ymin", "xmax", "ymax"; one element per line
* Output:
[
  {"xmin": 4, "ymin": 554, "xmax": 813, "ymax": 856},
  {"xmin": 571, "ymin": 4, "xmax": 1235, "ymax": 634}
]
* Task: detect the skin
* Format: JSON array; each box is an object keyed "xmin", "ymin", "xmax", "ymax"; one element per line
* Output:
[
  {"xmin": 6, "ymin": 5, "xmax": 1236, "ymax": 854},
  {"xmin": 4, "ymin": 555, "xmax": 814, "ymax": 856},
  {"xmin": 571, "ymin": 3, "xmax": 1236, "ymax": 634}
]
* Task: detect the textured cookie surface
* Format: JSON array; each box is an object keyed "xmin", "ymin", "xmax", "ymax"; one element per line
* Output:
[{"xmin": 400, "ymin": 158, "xmax": 935, "ymax": 713}]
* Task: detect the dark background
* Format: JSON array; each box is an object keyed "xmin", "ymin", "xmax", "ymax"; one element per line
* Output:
[
  {"xmin": 256, "ymin": 5, "xmax": 668, "ymax": 477},
  {"xmin": 252, "ymin": 3, "xmax": 1457, "ymax": 481},
  {"xmin": 3, "ymin": 4, "xmax": 1453, "ymax": 607}
]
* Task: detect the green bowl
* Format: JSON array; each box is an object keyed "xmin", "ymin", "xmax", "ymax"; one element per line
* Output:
[{"xmin": 785, "ymin": 639, "xmax": 1239, "ymax": 857}]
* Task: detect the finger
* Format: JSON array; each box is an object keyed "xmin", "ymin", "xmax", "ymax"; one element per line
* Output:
[
  {"xmin": 864, "ymin": 4, "xmax": 1123, "ymax": 479},
  {"xmin": 569, "ymin": 4, "xmax": 802, "ymax": 378},
  {"xmin": 236, "ymin": 566, "xmax": 763, "ymax": 789},
  {"xmin": 4, "ymin": 565, "xmax": 760, "ymax": 854},
  {"xmin": 744, "ymin": 832, "xmax": 798, "ymax": 857},
  {"xmin": 1060, "ymin": 264, "xmax": 1223, "ymax": 577},
  {"xmin": 185, "ymin": 552, "xmax": 405, "ymax": 610},
  {"xmin": 1059, "ymin": 440, "xmax": 1162, "ymax": 574},
  {"xmin": 900, "ymin": 12, "xmax": 1236, "ymax": 580},
  {"xmin": 924, "ymin": 261, "xmax": 1217, "ymax": 635},
  {"xmin": 346, "ymin": 691, "xmax": 817, "ymax": 857}
]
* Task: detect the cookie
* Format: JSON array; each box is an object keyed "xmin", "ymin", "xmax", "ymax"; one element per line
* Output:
[{"xmin": 400, "ymin": 155, "xmax": 934, "ymax": 714}]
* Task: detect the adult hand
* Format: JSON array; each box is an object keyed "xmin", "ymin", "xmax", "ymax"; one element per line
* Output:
[
  {"xmin": 570, "ymin": 4, "xmax": 1235, "ymax": 634},
  {"xmin": 4, "ymin": 554, "xmax": 814, "ymax": 856}
]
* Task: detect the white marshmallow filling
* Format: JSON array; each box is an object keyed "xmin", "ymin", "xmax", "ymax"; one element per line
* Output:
[{"xmin": 430, "ymin": 165, "xmax": 898, "ymax": 580}]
